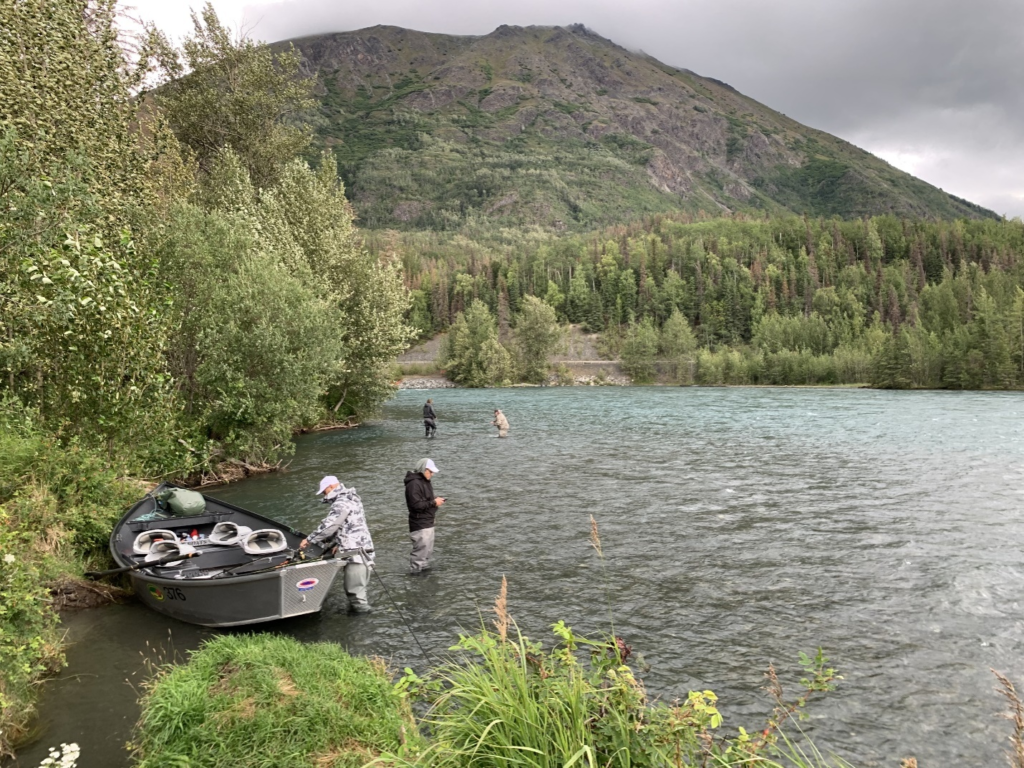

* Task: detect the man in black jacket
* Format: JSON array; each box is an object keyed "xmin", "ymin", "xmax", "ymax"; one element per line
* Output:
[
  {"xmin": 423, "ymin": 398, "xmax": 437, "ymax": 438},
  {"xmin": 405, "ymin": 458, "xmax": 445, "ymax": 572}
]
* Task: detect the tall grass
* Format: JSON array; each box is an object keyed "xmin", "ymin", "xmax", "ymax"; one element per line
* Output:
[{"xmin": 381, "ymin": 573, "xmax": 852, "ymax": 768}]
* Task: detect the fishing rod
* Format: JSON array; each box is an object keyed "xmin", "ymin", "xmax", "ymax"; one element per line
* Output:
[
  {"xmin": 371, "ymin": 565, "xmax": 435, "ymax": 666},
  {"xmin": 85, "ymin": 550, "xmax": 201, "ymax": 579},
  {"xmin": 207, "ymin": 545, "xmax": 359, "ymax": 579}
]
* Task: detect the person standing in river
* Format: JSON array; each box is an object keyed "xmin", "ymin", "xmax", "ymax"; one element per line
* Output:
[
  {"xmin": 492, "ymin": 408, "xmax": 509, "ymax": 438},
  {"xmin": 423, "ymin": 398, "xmax": 437, "ymax": 438},
  {"xmin": 299, "ymin": 475, "xmax": 375, "ymax": 613},
  {"xmin": 405, "ymin": 458, "xmax": 445, "ymax": 572}
]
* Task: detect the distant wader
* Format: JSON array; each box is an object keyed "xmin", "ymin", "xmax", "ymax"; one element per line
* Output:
[
  {"xmin": 493, "ymin": 411, "xmax": 509, "ymax": 438},
  {"xmin": 423, "ymin": 402, "xmax": 437, "ymax": 438}
]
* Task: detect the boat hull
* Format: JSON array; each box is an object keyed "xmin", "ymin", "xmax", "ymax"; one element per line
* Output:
[
  {"xmin": 129, "ymin": 558, "xmax": 345, "ymax": 627},
  {"xmin": 109, "ymin": 485, "xmax": 352, "ymax": 627}
]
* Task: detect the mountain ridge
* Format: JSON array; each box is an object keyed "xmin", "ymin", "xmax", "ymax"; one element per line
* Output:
[{"xmin": 277, "ymin": 23, "xmax": 996, "ymax": 229}]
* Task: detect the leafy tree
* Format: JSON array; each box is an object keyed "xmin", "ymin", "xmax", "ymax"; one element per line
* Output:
[
  {"xmin": 442, "ymin": 300, "xmax": 513, "ymax": 387},
  {"xmin": 659, "ymin": 310, "xmax": 697, "ymax": 383},
  {"xmin": 0, "ymin": 0, "xmax": 150, "ymax": 225},
  {"xmin": 620, "ymin": 318, "xmax": 659, "ymax": 383},
  {"xmin": 156, "ymin": 149, "xmax": 412, "ymax": 454},
  {"xmin": 565, "ymin": 272, "xmax": 589, "ymax": 324},
  {"xmin": 148, "ymin": 3, "xmax": 315, "ymax": 190},
  {"xmin": 408, "ymin": 290, "xmax": 433, "ymax": 338},
  {"xmin": 262, "ymin": 156, "xmax": 413, "ymax": 417},
  {"xmin": 543, "ymin": 281, "xmax": 565, "ymax": 316},
  {"xmin": 0, "ymin": 0, "xmax": 172, "ymax": 448},
  {"xmin": 513, "ymin": 296, "xmax": 563, "ymax": 383},
  {"xmin": 753, "ymin": 312, "xmax": 833, "ymax": 355}
]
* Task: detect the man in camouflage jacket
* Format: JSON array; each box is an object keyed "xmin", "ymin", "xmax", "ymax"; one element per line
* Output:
[{"xmin": 300, "ymin": 475, "xmax": 375, "ymax": 613}]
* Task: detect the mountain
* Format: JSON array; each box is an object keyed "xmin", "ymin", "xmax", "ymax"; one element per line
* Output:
[{"xmin": 281, "ymin": 24, "xmax": 996, "ymax": 230}]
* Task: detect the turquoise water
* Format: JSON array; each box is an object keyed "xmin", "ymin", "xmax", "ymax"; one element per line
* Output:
[{"xmin": 15, "ymin": 387, "xmax": 1024, "ymax": 767}]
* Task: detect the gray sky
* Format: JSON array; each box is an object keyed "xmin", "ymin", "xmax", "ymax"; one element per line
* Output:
[{"xmin": 128, "ymin": 0, "xmax": 1024, "ymax": 218}]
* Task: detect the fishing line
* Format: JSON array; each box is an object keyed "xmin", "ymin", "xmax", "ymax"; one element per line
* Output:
[{"xmin": 372, "ymin": 567, "xmax": 435, "ymax": 667}]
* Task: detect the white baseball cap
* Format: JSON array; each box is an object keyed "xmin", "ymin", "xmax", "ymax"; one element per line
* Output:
[
  {"xmin": 415, "ymin": 458, "xmax": 439, "ymax": 474},
  {"xmin": 316, "ymin": 475, "xmax": 339, "ymax": 495}
]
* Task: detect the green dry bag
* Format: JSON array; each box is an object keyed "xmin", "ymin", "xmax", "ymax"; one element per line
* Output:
[{"xmin": 163, "ymin": 488, "xmax": 206, "ymax": 516}]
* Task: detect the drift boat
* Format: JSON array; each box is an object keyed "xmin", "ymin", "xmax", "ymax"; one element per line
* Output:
[{"xmin": 107, "ymin": 484, "xmax": 354, "ymax": 627}]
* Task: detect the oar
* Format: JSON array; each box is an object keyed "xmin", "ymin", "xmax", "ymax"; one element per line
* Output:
[{"xmin": 85, "ymin": 550, "xmax": 201, "ymax": 579}]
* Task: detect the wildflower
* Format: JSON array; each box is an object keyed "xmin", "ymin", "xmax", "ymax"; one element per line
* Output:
[
  {"xmin": 3, "ymin": 553, "xmax": 14, "ymax": 564},
  {"xmin": 37, "ymin": 742, "xmax": 79, "ymax": 768}
]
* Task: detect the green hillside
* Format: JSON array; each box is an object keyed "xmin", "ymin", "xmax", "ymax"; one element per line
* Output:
[{"xmin": 281, "ymin": 24, "xmax": 996, "ymax": 230}]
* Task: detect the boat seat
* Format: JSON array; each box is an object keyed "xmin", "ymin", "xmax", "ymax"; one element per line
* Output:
[
  {"xmin": 241, "ymin": 529, "xmax": 288, "ymax": 555},
  {"xmin": 145, "ymin": 539, "xmax": 197, "ymax": 567},
  {"xmin": 132, "ymin": 529, "xmax": 179, "ymax": 555},
  {"xmin": 208, "ymin": 522, "xmax": 253, "ymax": 546}
]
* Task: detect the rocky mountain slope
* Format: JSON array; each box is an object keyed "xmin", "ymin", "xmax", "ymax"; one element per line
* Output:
[{"xmin": 281, "ymin": 24, "xmax": 995, "ymax": 229}]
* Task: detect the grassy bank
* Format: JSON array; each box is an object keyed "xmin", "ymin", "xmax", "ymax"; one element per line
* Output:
[
  {"xmin": 0, "ymin": 411, "xmax": 140, "ymax": 756},
  {"xmin": 130, "ymin": 585, "xmax": 851, "ymax": 768},
  {"xmin": 132, "ymin": 634, "xmax": 418, "ymax": 768}
]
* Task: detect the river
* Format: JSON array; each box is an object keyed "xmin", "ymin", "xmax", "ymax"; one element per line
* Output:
[{"xmin": 13, "ymin": 387, "xmax": 1024, "ymax": 767}]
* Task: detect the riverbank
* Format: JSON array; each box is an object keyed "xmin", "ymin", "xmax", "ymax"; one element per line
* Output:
[
  {"xmin": 0, "ymin": 424, "xmax": 144, "ymax": 758},
  {"xmin": 130, "ymin": 582, "xmax": 846, "ymax": 768},
  {"xmin": 397, "ymin": 370, "xmax": 633, "ymax": 388}
]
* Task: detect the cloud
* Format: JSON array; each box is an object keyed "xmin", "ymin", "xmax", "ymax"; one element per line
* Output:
[{"xmin": 125, "ymin": 0, "xmax": 1024, "ymax": 217}]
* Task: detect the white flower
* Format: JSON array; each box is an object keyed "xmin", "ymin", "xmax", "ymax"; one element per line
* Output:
[
  {"xmin": 37, "ymin": 743, "xmax": 79, "ymax": 768},
  {"xmin": 3, "ymin": 554, "xmax": 14, "ymax": 564}
]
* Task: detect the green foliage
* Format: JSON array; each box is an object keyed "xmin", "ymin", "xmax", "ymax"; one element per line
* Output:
[
  {"xmin": 387, "ymin": 214, "xmax": 1024, "ymax": 390},
  {"xmin": 0, "ymin": 1, "xmax": 414, "ymax": 747},
  {"xmin": 0, "ymin": 0, "xmax": 150, "ymax": 225},
  {"xmin": 513, "ymin": 296, "xmax": 563, "ymax": 383},
  {"xmin": 148, "ymin": 3, "xmax": 316, "ymax": 190},
  {"xmin": 0, "ymin": 539, "xmax": 58, "ymax": 759},
  {"xmin": 0, "ymin": 399, "xmax": 142, "ymax": 756},
  {"xmin": 600, "ymin": 133, "xmax": 656, "ymax": 167},
  {"xmin": 441, "ymin": 300, "xmax": 514, "ymax": 387},
  {"xmin": 0, "ymin": 0, "xmax": 173, "ymax": 450},
  {"xmin": 660, "ymin": 310, "xmax": 697, "ymax": 383},
  {"xmin": 754, "ymin": 312, "xmax": 834, "ymax": 355},
  {"xmin": 133, "ymin": 634, "xmax": 416, "ymax": 768},
  {"xmin": 871, "ymin": 330, "xmax": 913, "ymax": 389},
  {"xmin": 155, "ymin": 150, "xmax": 412, "ymax": 462},
  {"xmin": 158, "ymin": 203, "xmax": 342, "ymax": 462},
  {"xmin": 620, "ymin": 318, "xmax": 659, "ymax": 383},
  {"xmin": 389, "ymin": 616, "xmax": 847, "ymax": 768}
]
